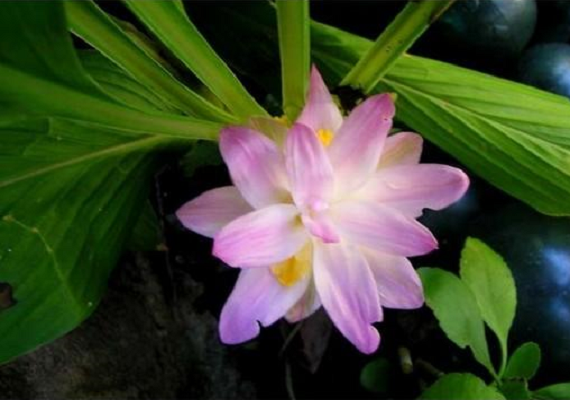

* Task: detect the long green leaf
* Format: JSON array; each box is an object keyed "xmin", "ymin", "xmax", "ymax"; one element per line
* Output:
[
  {"xmin": 124, "ymin": 0, "xmax": 267, "ymax": 119},
  {"xmin": 65, "ymin": 1, "xmax": 235, "ymax": 123},
  {"xmin": 312, "ymin": 22, "xmax": 570, "ymax": 216},
  {"xmin": 342, "ymin": 0, "xmax": 455, "ymax": 93},
  {"xmin": 0, "ymin": 0, "xmax": 197, "ymax": 364},
  {"xmin": 276, "ymin": 0, "xmax": 310, "ymax": 121}
]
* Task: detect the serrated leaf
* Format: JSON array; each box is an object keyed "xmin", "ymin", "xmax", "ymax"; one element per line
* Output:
[
  {"xmin": 418, "ymin": 268, "xmax": 495, "ymax": 376},
  {"xmin": 460, "ymin": 238, "xmax": 516, "ymax": 368},
  {"xmin": 420, "ymin": 373, "xmax": 505, "ymax": 400},
  {"xmin": 504, "ymin": 342, "xmax": 541, "ymax": 380},
  {"xmin": 124, "ymin": 0, "xmax": 266, "ymax": 119},
  {"xmin": 534, "ymin": 383, "xmax": 570, "ymax": 400}
]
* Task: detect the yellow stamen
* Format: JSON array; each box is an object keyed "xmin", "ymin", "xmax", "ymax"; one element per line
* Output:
[
  {"xmin": 316, "ymin": 129, "xmax": 334, "ymax": 147},
  {"xmin": 273, "ymin": 115, "xmax": 289, "ymax": 126},
  {"xmin": 271, "ymin": 245, "xmax": 311, "ymax": 286}
]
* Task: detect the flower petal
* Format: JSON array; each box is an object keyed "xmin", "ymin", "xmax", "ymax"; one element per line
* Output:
[
  {"xmin": 301, "ymin": 211, "xmax": 340, "ymax": 243},
  {"xmin": 362, "ymin": 250, "xmax": 424, "ymax": 309},
  {"xmin": 356, "ymin": 164, "xmax": 470, "ymax": 217},
  {"xmin": 220, "ymin": 267, "xmax": 309, "ymax": 344},
  {"xmin": 329, "ymin": 94, "xmax": 395, "ymax": 193},
  {"xmin": 213, "ymin": 204, "xmax": 308, "ymax": 268},
  {"xmin": 332, "ymin": 201, "xmax": 438, "ymax": 257},
  {"xmin": 313, "ymin": 242, "xmax": 382, "ymax": 354},
  {"xmin": 176, "ymin": 186, "xmax": 252, "ymax": 238},
  {"xmin": 285, "ymin": 122, "xmax": 334, "ymax": 209},
  {"xmin": 379, "ymin": 131, "xmax": 423, "ymax": 168},
  {"xmin": 297, "ymin": 66, "xmax": 343, "ymax": 132},
  {"xmin": 285, "ymin": 283, "xmax": 321, "ymax": 323},
  {"xmin": 220, "ymin": 126, "xmax": 289, "ymax": 209}
]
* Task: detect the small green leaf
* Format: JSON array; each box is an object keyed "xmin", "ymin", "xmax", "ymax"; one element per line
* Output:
[
  {"xmin": 500, "ymin": 380, "xmax": 531, "ymax": 400},
  {"xmin": 420, "ymin": 373, "xmax": 505, "ymax": 400},
  {"xmin": 419, "ymin": 268, "xmax": 495, "ymax": 376},
  {"xmin": 360, "ymin": 358, "xmax": 392, "ymax": 394},
  {"xmin": 179, "ymin": 141, "xmax": 222, "ymax": 178},
  {"xmin": 276, "ymin": 0, "xmax": 310, "ymax": 121},
  {"xmin": 504, "ymin": 342, "xmax": 541, "ymax": 380},
  {"xmin": 460, "ymin": 237, "xmax": 516, "ymax": 373},
  {"xmin": 124, "ymin": 0, "xmax": 267, "ymax": 119},
  {"xmin": 534, "ymin": 383, "xmax": 570, "ymax": 400}
]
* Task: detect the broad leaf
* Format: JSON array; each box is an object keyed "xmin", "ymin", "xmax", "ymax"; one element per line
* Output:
[
  {"xmin": 312, "ymin": 22, "xmax": 570, "ymax": 216},
  {"xmin": 418, "ymin": 268, "xmax": 495, "ymax": 376},
  {"xmin": 124, "ymin": 0, "xmax": 267, "ymax": 119},
  {"xmin": 504, "ymin": 342, "xmax": 541, "ymax": 380},
  {"xmin": 126, "ymin": 201, "xmax": 162, "ymax": 252},
  {"xmin": 65, "ymin": 1, "xmax": 233, "ymax": 122},
  {"xmin": 0, "ymin": 1, "xmax": 210, "ymax": 363},
  {"xmin": 460, "ymin": 237, "xmax": 516, "ymax": 369},
  {"xmin": 360, "ymin": 358, "xmax": 392, "ymax": 394},
  {"xmin": 534, "ymin": 383, "xmax": 570, "ymax": 400},
  {"xmin": 420, "ymin": 373, "xmax": 505, "ymax": 400}
]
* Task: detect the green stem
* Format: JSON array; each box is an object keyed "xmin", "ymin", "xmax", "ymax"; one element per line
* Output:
[
  {"xmin": 276, "ymin": 0, "xmax": 310, "ymax": 121},
  {"xmin": 498, "ymin": 339, "xmax": 508, "ymax": 379},
  {"xmin": 341, "ymin": 0, "xmax": 456, "ymax": 93}
]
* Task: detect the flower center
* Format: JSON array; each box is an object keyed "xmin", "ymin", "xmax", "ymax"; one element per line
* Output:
[
  {"xmin": 271, "ymin": 245, "xmax": 311, "ymax": 286},
  {"xmin": 316, "ymin": 129, "xmax": 334, "ymax": 147}
]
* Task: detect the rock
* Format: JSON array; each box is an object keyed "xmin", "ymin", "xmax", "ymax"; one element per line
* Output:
[{"xmin": 0, "ymin": 253, "xmax": 255, "ymax": 399}]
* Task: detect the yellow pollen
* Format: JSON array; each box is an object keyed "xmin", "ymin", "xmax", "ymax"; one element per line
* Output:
[
  {"xmin": 273, "ymin": 115, "xmax": 289, "ymax": 126},
  {"xmin": 271, "ymin": 246, "xmax": 311, "ymax": 286},
  {"xmin": 316, "ymin": 129, "xmax": 334, "ymax": 147}
]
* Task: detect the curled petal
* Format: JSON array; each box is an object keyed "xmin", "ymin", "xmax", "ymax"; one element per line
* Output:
[
  {"xmin": 379, "ymin": 131, "xmax": 423, "ymax": 168},
  {"xmin": 301, "ymin": 211, "xmax": 340, "ymax": 244},
  {"xmin": 285, "ymin": 123, "xmax": 335, "ymax": 208},
  {"xmin": 297, "ymin": 66, "xmax": 343, "ymax": 132},
  {"xmin": 356, "ymin": 164, "xmax": 470, "ymax": 217},
  {"xmin": 213, "ymin": 204, "xmax": 308, "ymax": 268},
  {"xmin": 313, "ymin": 242, "xmax": 382, "ymax": 354},
  {"xmin": 329, "ymin": 94, "xmax": 395, "ymax": 193},
  {"xmin": 333, "ymin": 201, "xmax": 438, "ymax": 257},
  {"xmin": 220, "ymin": 267, "xmax": 309, "ymax": 344},
  {"xmin": 176, "ymin": 186, "xmax": 252, "ymax": 238},
  {"xmin": 220, "ymin": 126, "xmax": 289, "ymax": 209},
  {"xmin": 363, "ymin": 250, "xmax": 424, "ymax": 309}
]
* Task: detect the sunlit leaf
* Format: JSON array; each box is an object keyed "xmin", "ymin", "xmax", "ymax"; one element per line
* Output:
[{"xmin": 421, "ymin": 373, "xmax": 505, "ymax": 400}]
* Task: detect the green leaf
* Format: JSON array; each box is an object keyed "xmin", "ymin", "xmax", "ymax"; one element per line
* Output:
[
  {"xmin": 418, "ymin": 268, "xmax": 495, "ymax": 376},
  {"xmin": 124, "ymin": 0, "xmax": 267, "ymax": 119},
  {"xmin": 504, "ymin": 342, "xmax": 541, "ymax": 380},
  {"xmin": 276, "ymin": 0, "xmax": 310, "ymax": 121},
  {"xmin": 126, "ymin": 201, "xmax": 161, "ymax": 252},
  {"xmin": 459, "ymin": 237, "xmax": 516, "ymax": 374},
  {"xmin": 534, "ymin": 383, "xmax": 570, "ymax": 400},
  {"xmin": 420, "ymin": 373, "xmax": 505, "ymax": 400},
  {"xmin": 0, "ymin": 0, "xmax": 198, "ymax": 364},
  {"xmin": 311, "ymin": 22, "xmax": 570, "ymax": 216},
  {"xmin": 500, "ymin": 380, "xmax": 531, "ymax": 400},
  {"xmin": 79, "ymin": 50, "xmax": 177, "ymax": 113},
  {"xmin": 65, "ymin": 1, "xmax": 234, "ymax": 123},
  {"xmin": 342, "ymin": 0, "xmax": 455, "ymax": 93},
  {"xmin": 360, "ymin": 358, "xmax": 392, "ymax": 394}
]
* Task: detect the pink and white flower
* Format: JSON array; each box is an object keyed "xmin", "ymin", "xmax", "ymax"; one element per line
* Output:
[{"xmin": 177, "ymin": 66, "xmax": 469, "ymax": 354}]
